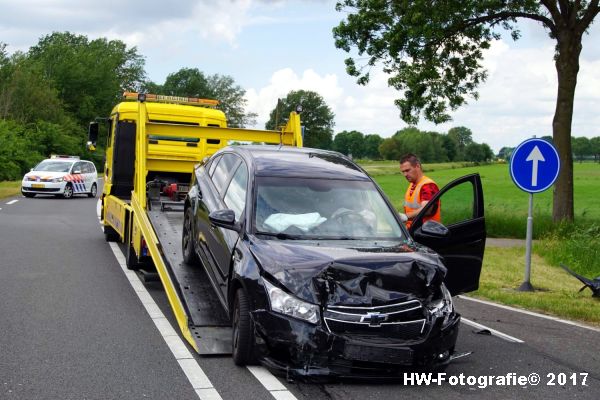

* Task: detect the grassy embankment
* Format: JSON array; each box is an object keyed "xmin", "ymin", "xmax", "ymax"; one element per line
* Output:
[
  {"xmin": 0, "ymin": 181, "xmax": 20, "ymax": 199},
  {"xmin": 363, "ymin": 160, "xmax": 600, "ymax": 325}
]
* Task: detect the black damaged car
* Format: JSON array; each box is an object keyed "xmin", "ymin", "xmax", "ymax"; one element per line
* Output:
[{"xmin": 182, "ymin": 146, "xmax": 485, "ymax": 378}]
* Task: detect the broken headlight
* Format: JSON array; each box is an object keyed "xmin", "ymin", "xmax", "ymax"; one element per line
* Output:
[
  {"xmin": 428, "ymin": 283, "xmax": 454, "ymax": 327},
  {"xmin": 263, "ymin": 279, "xmax": 320, "ymax": 324}
]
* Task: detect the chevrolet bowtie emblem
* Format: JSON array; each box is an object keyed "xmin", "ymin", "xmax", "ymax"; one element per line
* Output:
[{"xmin": 360, "ymin": 312, "xmax": 388, "ymax": 327}]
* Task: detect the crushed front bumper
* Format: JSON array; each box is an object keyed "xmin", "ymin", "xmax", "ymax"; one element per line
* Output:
[{"xmin": 252, "ymin": 309, "xmax": 460, "ymax": 380}]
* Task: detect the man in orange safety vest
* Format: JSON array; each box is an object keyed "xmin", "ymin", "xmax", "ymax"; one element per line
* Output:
[{"xmin": 399, "ymin": 153, "xmax": 441, "ymax": 229}]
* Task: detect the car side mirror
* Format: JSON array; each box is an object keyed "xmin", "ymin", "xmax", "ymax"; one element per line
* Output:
[
  {"xmin": 421, "ymin": 220, "xmax": 450, "ymax": 237},
  {"xmin": 88, "ymin": 122, "xmax": 99, "ymax": 151},
  {"xmin": 73, "ymin": 169, "xmax": 81, "ymax": 174},
  {"xmin": 209, "ymin": 209, "xmax": 242, "ymax": 233}
]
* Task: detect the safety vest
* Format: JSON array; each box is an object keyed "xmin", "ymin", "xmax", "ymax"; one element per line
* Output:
[{"xmin": 403, "ymin": 176, "xmax": 441, "ymax": 228}]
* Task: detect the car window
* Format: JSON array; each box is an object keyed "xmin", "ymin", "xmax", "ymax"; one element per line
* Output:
[
  {"xmin": 87, "ymin": 162, "xmax": 97, "ymax": 174},
  {"xmin": 208, "ymin": 155, "xmax": 221, "ymax": 177},
  {"xmin": 72, "ymin": 162, "xmax": 84, "ymax": 173},
  {"xmin": 254, "ymin": 177, "xmax": 404, "ymax": 240},
  {"xmin": 33, "ymin": 160, "xmax": 73, "ymax": 173},
  {"xmin": 211, "ymin": 153, "xmax": 239, "ymax": 195},
  {"xmin": 436, "ymin": 180, "xmax": 475, "ymax": 226},
  {"xmin": 224, "ymin": 163, "xmax": 248, "ymax": 220}
]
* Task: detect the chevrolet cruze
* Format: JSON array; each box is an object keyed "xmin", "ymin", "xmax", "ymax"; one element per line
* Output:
[{"xmin": 182, "ymin": 146, "xmax": 485, "ymax": 378}]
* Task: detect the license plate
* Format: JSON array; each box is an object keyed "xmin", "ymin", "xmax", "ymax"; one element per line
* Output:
[
  {"xmin": 344, "ymin": 344, "xmax": 413, "ymax": 365},
  {"xmin": 31, "ymin": 183, "xmax": 45, "ymax": 188}
]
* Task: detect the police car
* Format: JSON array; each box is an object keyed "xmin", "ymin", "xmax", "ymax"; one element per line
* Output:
[{"xmin": 21, "ymin": 155, "xmax": 98, "ymax": 199}]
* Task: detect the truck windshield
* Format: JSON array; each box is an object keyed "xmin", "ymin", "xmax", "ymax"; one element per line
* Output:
[
  {"xmin": 33, "ymin": 161, "xmax": 73, "ymax": 172},
  {"xmin": 254, "ymin": 176, "xmax": 404, "ymax": 240}
]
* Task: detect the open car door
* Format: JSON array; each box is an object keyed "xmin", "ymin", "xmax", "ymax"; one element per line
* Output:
[{"xmin": 409, "ymin": 173, "xmax": 486, "ymax": 296}]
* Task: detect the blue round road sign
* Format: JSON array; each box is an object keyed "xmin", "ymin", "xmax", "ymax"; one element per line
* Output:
[{"xmin": 510, "ymin": 138, "xmax": 560, "ymax": 193}]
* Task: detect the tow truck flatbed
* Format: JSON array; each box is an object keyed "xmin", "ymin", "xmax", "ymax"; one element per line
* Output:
[{"xmin": 148, "ymin": 202, "xmax": 232, "ymax": 355}]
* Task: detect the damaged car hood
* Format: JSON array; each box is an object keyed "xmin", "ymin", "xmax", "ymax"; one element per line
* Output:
[{"xmin": 249, "ymin": 239, "xmax": 447, "ymax": 306}]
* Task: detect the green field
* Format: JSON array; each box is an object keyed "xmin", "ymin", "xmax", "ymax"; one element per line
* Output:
[{"xmin": 367, "ymin": 161, "xmax": 600, "ymax": 239}]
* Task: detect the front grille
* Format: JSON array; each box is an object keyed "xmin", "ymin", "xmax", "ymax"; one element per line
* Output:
[{"xmin": 324, "ymin": 299, "xmax": 427, "ymax": 340}]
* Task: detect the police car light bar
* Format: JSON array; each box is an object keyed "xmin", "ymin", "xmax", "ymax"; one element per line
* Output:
[
  {"xmin": 50, "ymin": 155, "xmax": 80, "ymax": 159},
  {"xmin": 122, "ymin": 92, "xmax": 220, "ymax": 108}
]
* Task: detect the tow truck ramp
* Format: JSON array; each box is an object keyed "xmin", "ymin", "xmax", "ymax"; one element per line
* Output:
[{"xmin": 147, "ymin": 202, "xmax": 232, "ymax": 355}]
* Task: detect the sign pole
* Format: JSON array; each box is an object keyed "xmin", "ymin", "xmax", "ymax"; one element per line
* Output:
[
  {"xmin": 518, "ymin": 193, "xmax": 535, "ymax": 291},
  {"xmin": 509, "ymin": 137, "xmax": 560, "ymax": 293}
]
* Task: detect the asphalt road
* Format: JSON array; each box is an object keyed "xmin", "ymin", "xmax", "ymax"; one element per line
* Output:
[{"xmin": 1, "ymin": 190, "xmax": 598, "ymax": 400}]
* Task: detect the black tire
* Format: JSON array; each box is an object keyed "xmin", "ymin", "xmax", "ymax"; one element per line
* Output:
[
  {"xmin": 232, "ymin": 288, "xmax": 257, "ymax": 366},
  {"xmin": 104, "ymin": 225, "xmax": 120, "ymax": 242},
  {"xmin": 126, "ymin": 242, "xmax": 141, "ymax": 270},
  {"xmin": 182, "ymin": 207, "xmax": 199, "ymax": 266},
  {"xmin": 22, "ymin": 192, "xmax": 35, "ymax": 198},
  {"xmin": 88, "ymin": 183, "xmax": 97, "ymax": 198},
  {"xmin": 62, "ymin": 183, "xmax": 74, "ymax": 199}
]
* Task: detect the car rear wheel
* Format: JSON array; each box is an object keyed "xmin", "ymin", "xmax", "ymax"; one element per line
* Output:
[
  {"xmin": 232, "ymin": 288, "xmax": 257, "ymax": 366},
  {"xmin": 62, "ymin": 183, "xmax": 73, "ymax": 199},
  {"xmin": 182, "ymin": 207, "xmax": 199, "ymax": 266},
  {"xmin": 88, "ymin": 183, "xmax": 97, "ymax": 198}
]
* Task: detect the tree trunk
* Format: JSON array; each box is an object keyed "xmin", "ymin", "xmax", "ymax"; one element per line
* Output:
[{"xmin": 552, "ymin": 32, "xmax": 582, "ymax": 222}]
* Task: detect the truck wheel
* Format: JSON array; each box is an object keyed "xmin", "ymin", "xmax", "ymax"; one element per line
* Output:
[
  {"xmin": 182, "ymin": 207, "xmax": 199, "ymax": 266},
  {"xmin": 232, "ymin": 288, "xmax": 257, "ymax": 366},
  {"xmin": 126, "ymin": 243, "xmax": 141, "ymax": 270},
  {"xmin": 62, "ymin": 183, "xmax": 74, "ymax": 199},
  {"xmin": 104, "ymin": 225, "xmax": 120, "ymax": 242},
  {"xmin": 88, "ymin": 183, "xmax": 97, "ymax": 198}
]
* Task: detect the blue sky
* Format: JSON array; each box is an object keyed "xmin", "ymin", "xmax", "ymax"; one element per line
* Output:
[{"xmin": 1, "ymin": 0, "xmax": 599, "ymax": 152}]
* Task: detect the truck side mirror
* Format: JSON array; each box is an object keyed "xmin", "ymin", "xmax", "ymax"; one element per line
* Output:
[{"xmin": 87, "ymin": 122, "xmax": 99, "ymax": 151}]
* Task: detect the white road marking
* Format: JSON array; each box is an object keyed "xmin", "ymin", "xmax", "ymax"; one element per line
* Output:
[
  {"xmin": 246, "ymin": 366, "xmax": 298, "ymax": 400},
  {"xmin": 100, "ymin": 198, "xmax": 297, "ymax": 399},
  {"xmin": 458, "ymin": 295, "xmax": 600, "ymax": 333},
  {"xmin": 461, "ymin": 317, "xmax": 524, "ymax": 343},
  {"xmin": 107, "ymin": 241, "xmax": 223, "ymax": 400},
  {"xmin": 6, "ymin": 199, "xmax": 18, "ymax": 205}
]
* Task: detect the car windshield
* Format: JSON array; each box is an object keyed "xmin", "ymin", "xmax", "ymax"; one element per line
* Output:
[
  {"xmin": 254, "ymin": 176, "xmax": 404, "ymax": 240},
  {"xmin": 33, "ymin": 160, "xmax": 73, "ymax": 172}
]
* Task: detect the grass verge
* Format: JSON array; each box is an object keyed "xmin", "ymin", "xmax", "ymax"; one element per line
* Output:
[
  {"xmin": 472, "ymin": 246, "xmax": 600, "ymax": 326},
  {"xmin": 0, "ymin": 181, "xmax": 20, "ymax": 199}
]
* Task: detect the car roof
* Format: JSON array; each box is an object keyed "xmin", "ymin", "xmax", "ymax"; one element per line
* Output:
[{"xmin": 226, "ymin": 145, "xmax": 370, "ymax": 181}]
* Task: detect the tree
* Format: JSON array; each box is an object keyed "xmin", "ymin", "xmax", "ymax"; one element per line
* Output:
[
  {"xmin": 497, "ymin": 146, "xmax": 514, "ymax": 160},
  {"xmin": 265, "ymin": 90, "xmax": 335, "ymax": 149},
  {"xmin": 28, "ymin": 32, "xmax": 146, "ymax": 127},
  {"xmin": 333, "ymin": 130, "xmax": 365, "ymax": 158},
  {"xmin": 447, "ymin": 126, "xmax": 474, "ymax": 160},
  {"xmin": 162, "ymin": 68, "xmax": 212, "ymax": 98},
  {"xmin": 207, "ymin": 74, "xmax": 257, "ymax": 128},
  {"xmin": 333, "ymin": 1, "xmax": 600, "ymax": 222},
  {"xmin": 572, "ymin": 136, "xmax": 591, "ymax": 162},
  {"xmin": 379, "ymin": 137, "xmax": 402, "ymax": 160},
  {"xmin": 363, "ymin": 134, "xmax": 384, "ymax": 159},
  {"xmin": 590, "ymin": 136, "xmax": 600, "ymax": 162},
  {"xmin": 160, "ymin": 68, "xmax": 257, "ymax": 128}
]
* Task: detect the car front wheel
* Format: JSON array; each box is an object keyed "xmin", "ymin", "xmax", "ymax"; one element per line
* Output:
[
  {"xmin": 22, "ymin": 191, "xmax": 35, "ymax": 198},
  {"xmin": 62, "ymin": 183, "xmax": 73, "ymax": 199},
  {"xmin": 232, "ymin": 288, "xmax": 257, "ymax": 366},
  {"xmin": 182, "ymin": 207, "xmax": 199, "ymax": 266},
  {"xmin": 88, "ymin": 183, "xmax": 97, "ymax": 198}
]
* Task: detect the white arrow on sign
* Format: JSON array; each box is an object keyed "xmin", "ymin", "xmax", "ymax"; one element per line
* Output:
[{"xmin": 526, "ymin": 145, "xmax": 545, "ymax": 186}]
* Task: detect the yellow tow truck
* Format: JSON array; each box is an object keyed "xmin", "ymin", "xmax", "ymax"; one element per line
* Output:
[{"xmin": 88, "ymin": 92, "xmax": 302, "ymax": 353}]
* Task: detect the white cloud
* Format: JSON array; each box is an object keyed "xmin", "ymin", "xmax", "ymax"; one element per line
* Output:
[{"xmin": 245, "ymin": 68, "xmax": 343, "ymax": 127}]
